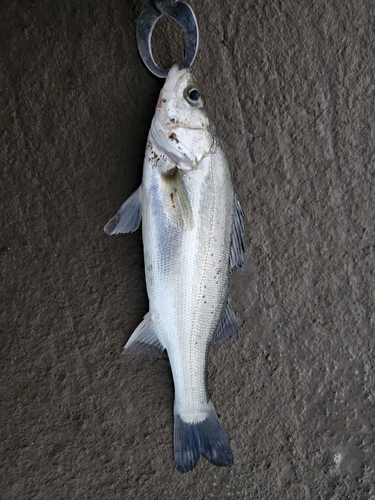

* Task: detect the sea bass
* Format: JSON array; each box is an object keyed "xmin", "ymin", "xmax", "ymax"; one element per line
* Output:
[{"xmin": 104, "ymin": 65, "xmax": 244, "ymax": 473}]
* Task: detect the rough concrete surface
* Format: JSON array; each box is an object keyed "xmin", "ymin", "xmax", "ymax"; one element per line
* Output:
[{"xmin": 1, "ymin": 0, "xmax": 375, "ymax": 498}]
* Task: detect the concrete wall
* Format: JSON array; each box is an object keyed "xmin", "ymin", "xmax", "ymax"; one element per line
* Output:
[{"xmin": 1, "ymin": 0, "xmax": 375, "ymax": 498}]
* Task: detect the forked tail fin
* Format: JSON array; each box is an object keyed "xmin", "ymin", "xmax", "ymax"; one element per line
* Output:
[{"xmin": 174, "ymin": 401, "xmax": 234, "ymax": 473}]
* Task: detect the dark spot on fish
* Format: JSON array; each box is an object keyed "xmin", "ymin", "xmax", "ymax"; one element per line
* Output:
[
  {"xmin": 162, "ymin": 98, "xmax": 166, "ymax": 103},
  {"xmin": 162, "ymin": 166, "xmax": 178, "ymax": 178},
  {"xmin": 170, "ymin": 192, "xmax": 175, "ymax": 208},
  {"xmin": 149, "ymin": 151, "xmax": 158, "ymax": 163},
  {"xmin": 169, "ymin": 132, "xmax": 179, "ymax": 143},
  {"xmin": 216, "ymin": 268, "xmax": 221, "ymax": 275},
  {"xmin": 148, "ymin": 265, "xmax": 153, "ymax": 271},
  {"xmin": 170, "ymin": 118, "xmax": 176, "ymax": 123}
]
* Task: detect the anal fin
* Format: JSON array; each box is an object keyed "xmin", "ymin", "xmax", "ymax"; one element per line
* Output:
[{"xmin": 122, "ymin": 312, "xmax": 164, "ymax": 357}]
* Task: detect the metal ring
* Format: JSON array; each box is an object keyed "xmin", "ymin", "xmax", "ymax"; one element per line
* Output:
[{"xmin": 137, "ymin": 0, "xmax": 199, "ymax": 78}]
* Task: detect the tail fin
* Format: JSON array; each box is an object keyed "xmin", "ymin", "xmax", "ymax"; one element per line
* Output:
[{"xmin": 174, "ymin": 401, "xmax": 234, "ymax": 473}]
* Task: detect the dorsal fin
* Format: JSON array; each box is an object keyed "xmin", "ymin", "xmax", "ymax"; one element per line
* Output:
[
  {"xmin": 229, "ymin": 193, "xmax": 245, "ymax": 273},
  {"xmin": 212, "ymin": 294, "xmax": 239, "ymax": 347}
]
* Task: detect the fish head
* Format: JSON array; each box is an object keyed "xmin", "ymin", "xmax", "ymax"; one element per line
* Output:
[{"xmin": 151, "ymin": 65, "xmax": 216, "ymax": 170}]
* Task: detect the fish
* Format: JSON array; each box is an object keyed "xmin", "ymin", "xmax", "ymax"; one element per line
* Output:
[{"xmin": 104, "ymin": 65, "xmax": 245, "ymax": 473}]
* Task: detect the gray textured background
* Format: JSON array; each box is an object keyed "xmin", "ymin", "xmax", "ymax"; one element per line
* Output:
[{"xmin": 1, "ymin": 0, "xmax": 375, "ymax": 498}]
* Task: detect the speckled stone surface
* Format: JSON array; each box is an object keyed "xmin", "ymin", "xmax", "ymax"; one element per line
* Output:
[{"xmin": 1, "ymin": 1, "xmax": 375, "ymax": 498}]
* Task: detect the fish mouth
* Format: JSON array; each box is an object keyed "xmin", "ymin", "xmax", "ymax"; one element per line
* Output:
[
  {"xmin": 164, "ymin": 64, "xmax": 190, "ymax": 92},
  {"xmin": 156, "ymin": 65, "xmax": 191, "ymax": 110}
]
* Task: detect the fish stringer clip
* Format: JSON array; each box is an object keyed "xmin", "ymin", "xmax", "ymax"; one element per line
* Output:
[{"xmin": 136, "ymin": 0, "xmax": 199, "ymax": 78}]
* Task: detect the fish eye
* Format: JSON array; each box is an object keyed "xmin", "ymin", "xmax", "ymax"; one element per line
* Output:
[
  {"xmin": 184, "ymin": 85, "xmax": 204, "ymax": 107},
  {"xmin": 189, "ymin": 89, "xmax": 200, "ymax": 101}
]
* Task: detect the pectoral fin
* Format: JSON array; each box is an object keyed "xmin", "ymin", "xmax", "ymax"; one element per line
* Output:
[
  {"xmin": 212, "ymin": 294, "xmax": 238, "ymax": 347},
  {"xmin": 229, "ymin": 193, "xmax": 245, "ymax": 272},
  {"xmin": 104, "ymin": 185, "xmax": 142, "ymax": 235},
  {"xmin": 161, "ymin": 169, "xmax": 193, "ymax": 230},
  {"xmin": 122, "ymin": 312, "xmax": 164, "ymax": 357}
]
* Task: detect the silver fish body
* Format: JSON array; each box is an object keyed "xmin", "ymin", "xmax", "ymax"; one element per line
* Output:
[{"xmin": 105, "ymin": 66, "xmax": 244, "ymax": 472}]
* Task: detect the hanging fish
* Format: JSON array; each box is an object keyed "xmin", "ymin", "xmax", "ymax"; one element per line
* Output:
[{"xmin": 105, "ymin": 65, "xmax": 244, "ymax": 473}]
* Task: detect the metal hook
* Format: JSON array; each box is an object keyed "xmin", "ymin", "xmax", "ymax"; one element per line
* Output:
[{"xmin": 137, "ymin": 0, "xmax": 199, "ymax": 78}]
